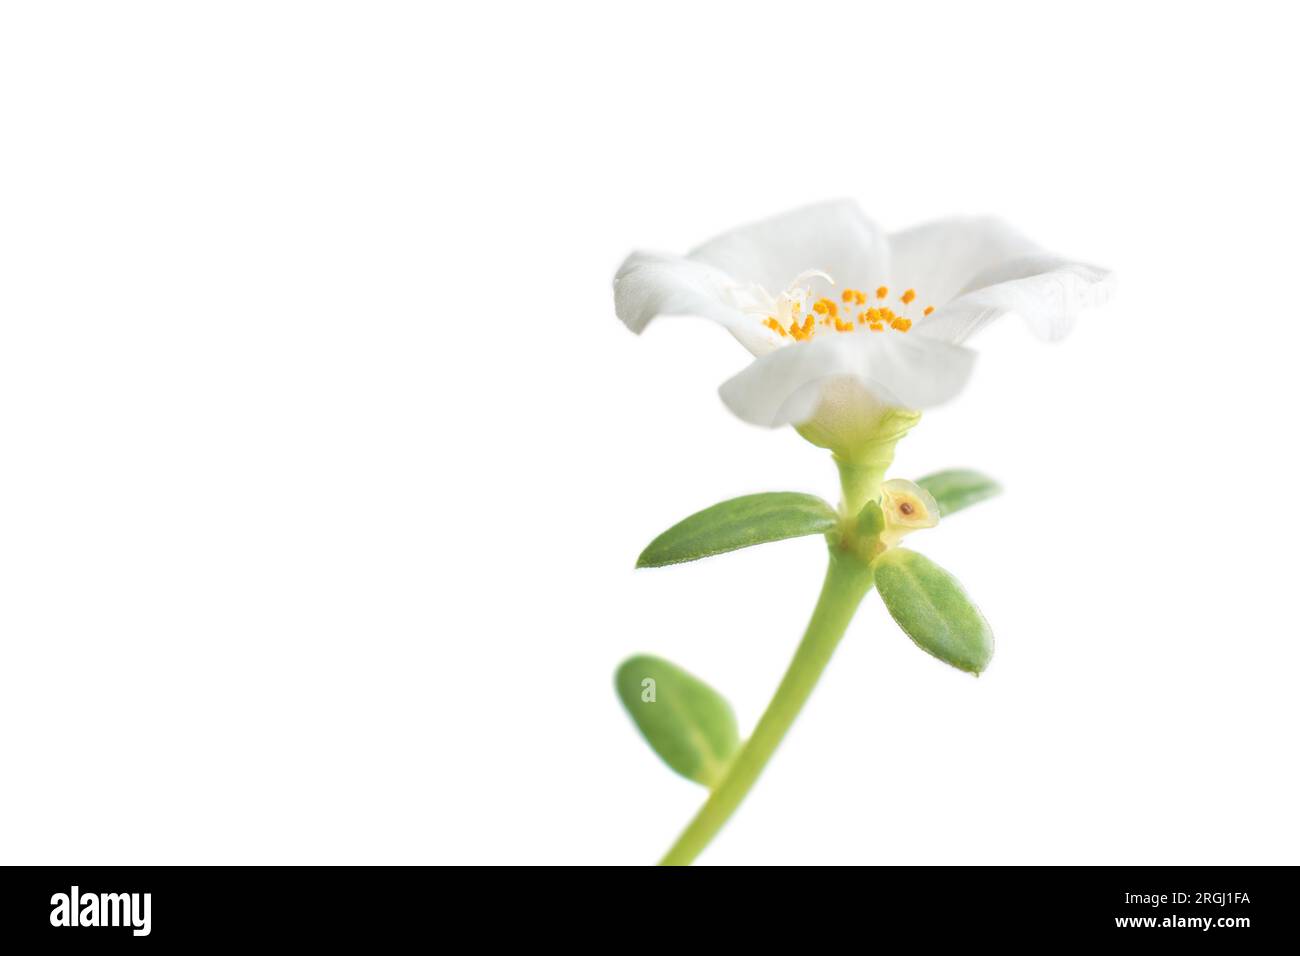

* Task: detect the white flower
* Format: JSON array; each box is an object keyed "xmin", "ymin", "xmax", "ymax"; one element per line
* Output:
[{"xmin": 613, "ymin": 200, "xmax": 1113, "ymax": 450}]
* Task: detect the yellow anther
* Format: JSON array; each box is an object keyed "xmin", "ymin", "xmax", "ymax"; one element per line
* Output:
[{"xmin": 761, "ymin": 274, "xmax": 928, "ymax": 344}]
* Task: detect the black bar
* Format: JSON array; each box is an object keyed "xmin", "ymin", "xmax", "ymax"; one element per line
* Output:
[{"xmin": 1, "ymin": 865, "xmax": 1293, "ymax": 944}]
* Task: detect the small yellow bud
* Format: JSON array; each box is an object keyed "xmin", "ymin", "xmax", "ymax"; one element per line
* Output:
[{"xmin": 878, "ymin": 478, "xmax": 940, "ymax": 547}]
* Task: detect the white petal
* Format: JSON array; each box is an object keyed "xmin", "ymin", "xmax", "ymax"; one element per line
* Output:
[
  {"xmin": 920, "ymin": 255, "xmax": 1115, "ymax": 344},
  {"xmin": 887, "ymin": 216, "xmax": 1039, "ymax": 305},
  {"xmin": 888, "ymin": 216, "xmax": 1113, "ymax": 344},
  {"xmin": 612, "ymin": 251, "xmax": 776, "ymax": 355},
  {"xmin": 717, "ymin": 333, "xmax": 977, "ymax": 428},
  {"xmin": 689, "ymin": 199, "xmax": 889, "ymax": 295}
]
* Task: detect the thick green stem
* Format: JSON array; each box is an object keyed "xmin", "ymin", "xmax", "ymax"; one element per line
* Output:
[
  {"xmin": 658, "ymin": 550, "xmax": 874, "ymax": 866},
  {"xmin": 835, "ymin": 452, "xmax": 893, "ymax": 517},
  {"xmin": 831, "ymin": 410, "xmax": 918, "ymax": 516}
]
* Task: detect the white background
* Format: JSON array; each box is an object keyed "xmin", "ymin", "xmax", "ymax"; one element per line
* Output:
[{"xmin": 2, "ymin": 2, "xmax": 1297, "ymax": 865}]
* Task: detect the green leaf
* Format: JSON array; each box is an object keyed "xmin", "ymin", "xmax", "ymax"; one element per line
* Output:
[
  {"xmin": 873, "ymin": 549, "xmax": 994, "ymax": 675},
  {"xmin": 915, "ymin": 469, "xmax": 1002, "ymax": 517},
  {"xmin": 637, "ymin": 492, "xmax": 837, "ymax": 568},
  {"xmin": 615, "ymin": 655, "xmax": 740, "ymax": 787}
]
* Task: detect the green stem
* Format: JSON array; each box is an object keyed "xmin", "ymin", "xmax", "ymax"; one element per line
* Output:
[
  {"xmin": 658, "ymin": 550, "xmax": 875, "ymax": 865},
  {"xmin": 835, "ymin": 453, "xmax": 893, "ymax": 517}
]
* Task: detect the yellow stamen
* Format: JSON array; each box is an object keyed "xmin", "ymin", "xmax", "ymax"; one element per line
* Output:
[
  {"xmin": 924, "ymin": 306, "xmax": 934, "ymax": 316},
  {"xmin": 759, "ymin": 273, "xmax": 918, "ymax": 343},
  {"xmin": 814, "ymin": 297, "xmax": 838, "ymax": 318}
]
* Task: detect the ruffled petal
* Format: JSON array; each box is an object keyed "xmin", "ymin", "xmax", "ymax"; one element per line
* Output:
[
  {"xmin": 887, "ymin": 216, "xmax": 1039, "ymax": 305},
  {"xmin": 888, "ymin": 216, "xmax": 1113, "ymax": 344},
  {"xmin": 689, "ymin": 199, "xmax": 889, "ymax": 295},
  {"xmin": 919, "ymin": 255, "xmax": 1115, "ymax": 344},
  {"xmin": 612, "ymin": 251, "xmax": 776, "ymax": 355},
  {"xmin": 717, "ymin": 332, "xmax": 976, "ymax": 428}
]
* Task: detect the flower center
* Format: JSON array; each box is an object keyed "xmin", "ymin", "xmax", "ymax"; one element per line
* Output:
[{"xmin": 754, "ymin": 272, "xmax": 935, "ymax": 343}]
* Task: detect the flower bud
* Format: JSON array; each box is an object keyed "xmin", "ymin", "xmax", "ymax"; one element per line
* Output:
[{"xmin": 878, "ymin": 478, "xmax": 940, "ymax": 547}]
